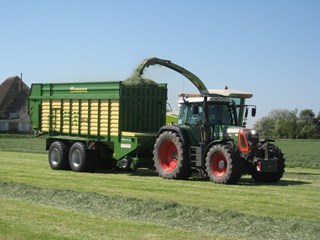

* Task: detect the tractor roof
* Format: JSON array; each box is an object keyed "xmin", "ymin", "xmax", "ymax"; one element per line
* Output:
[
  {"xmin": 208, "ymin": 89, "xmax": 253, "ymax": 98},
  {"xmin": 178, "ymin": 88, "xmax": 253, "ymax": 104}
]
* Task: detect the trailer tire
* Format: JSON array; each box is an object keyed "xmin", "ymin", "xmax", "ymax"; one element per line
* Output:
[
  {"xmin": 48, "ymin": 141, "xmax": 70, "ymax": 170},
  {"xmin": 69, "ymin": 142, "xmax": 96, "ymax": 172},
  {"xmin": 252, "ymin": 145, "xmax": 285, "ymax": 183},
  {"xmin": 205, "ymin": 144, "xmax": 242, "ymax": 184},
  {"xmin": 153, "ymin": 131, "xmax": 190, "ymax": 180},
  {"xmin": 116, "ymin": 158, "xmax": 132, "ymax": 171}
]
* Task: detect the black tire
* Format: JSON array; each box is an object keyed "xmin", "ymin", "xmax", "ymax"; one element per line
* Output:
[
  {"xmin": 252, "ymin": 145, "xmax": 285, "ymax": 183},
  {"xmin": 48, "ymin": 141, "xmax": 70, "ymax": 170},
  {"xmin": 205, "ymin": 144, "xmax": 242, "ymax": 184},
  {"xmin": 69, "ymin": 142, "xmax": 96, "ymax": 172},
  {"xmin": 153, "ymin": 131, "xmax": 191, "ymax": 180},
  {"xmin": 116, "ymin": 158, "xmax": 132, "ymax": 171}
]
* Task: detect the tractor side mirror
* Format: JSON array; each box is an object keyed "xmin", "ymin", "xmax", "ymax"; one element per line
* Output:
[{"xmin": 252, "ymin": 108, "xmax": 256, "ymax": 117}]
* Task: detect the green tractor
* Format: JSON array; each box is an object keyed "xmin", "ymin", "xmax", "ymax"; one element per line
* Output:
[{"xmin": 140, "ymin": 58, "xmax": 285, "ymax": 184}]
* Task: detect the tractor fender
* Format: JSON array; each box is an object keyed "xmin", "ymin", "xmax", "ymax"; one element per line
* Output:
[
  {"xmin": 203, "ymin": 139, "xmax": 233, "ymax": 158},
  {"xmin": 155, "ymin": 125, "xmax": 190, "ymax": 146}
]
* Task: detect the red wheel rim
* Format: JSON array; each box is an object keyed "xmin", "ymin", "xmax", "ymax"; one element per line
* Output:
[
  {"xmin": 211, "ymin": 152, "xmax": 227, "ymax": 177},
  {"xmin": 159, "ymin": 140, "xmax": 178, "ymax": 172}
]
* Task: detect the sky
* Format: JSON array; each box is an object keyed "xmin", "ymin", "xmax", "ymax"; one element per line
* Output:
[{"xmin": 1, "ymin": 0, "xmax": 319, "ymax": 127}]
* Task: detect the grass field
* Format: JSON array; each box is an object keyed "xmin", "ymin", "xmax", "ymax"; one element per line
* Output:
[
  {"xmin": 276, "ymin": 139, "xmax": 320, "ymax": 168},
  {"xmin": 0, "ymin": 135, "xmax": 320, "ymax": 239}
]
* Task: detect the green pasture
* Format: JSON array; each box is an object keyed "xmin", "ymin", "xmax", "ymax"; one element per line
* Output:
[
  {"xmin": 0, "ymin": 135, "xmax": 319, "ymax": 239},
  {"xmin": 276, "ymin": 139, "xmax": 320, "ymax": 168},
  {"xmin": 1, "ymin": 135, "xmax": 319, "ymax": 168}
]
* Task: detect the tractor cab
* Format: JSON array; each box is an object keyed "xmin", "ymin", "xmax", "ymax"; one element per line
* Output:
[
  {"xmin": 176, "ymin": 88, "xmax": 256, "ymax": 146},
  {"xmin": 177, "ymin": 96, "xmax": 235, "ymax": 126},
  {"xmin": 207, "ymin": 88, "xmax": 256, "ymax": 127}
]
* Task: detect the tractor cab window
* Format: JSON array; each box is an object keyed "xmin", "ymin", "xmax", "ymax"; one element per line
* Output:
[
  {"xmin": 178, "ymin": 103, "xmax": 204, "ymax": 125},
  {"xmin": 178, "ymin": 102, "xmax": 236, "ymax": 126},
  {"xmin": 186, "ymin": 105, "xmax": 204, "ymax": 125},
  {"xmin": 208, "ymin": 103, "xmax": 234, "ymax": 125}
]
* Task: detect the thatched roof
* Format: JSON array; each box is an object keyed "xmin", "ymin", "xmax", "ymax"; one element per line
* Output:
[{"xmin": 0, "ymin": 76, "xmax": 30, "ymax": 120}]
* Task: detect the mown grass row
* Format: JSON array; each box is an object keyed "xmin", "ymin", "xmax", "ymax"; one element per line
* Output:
[
  {"xmin": 2, "ymin": 198, "xmax": 216, "ymax": 240},
  {"xmin": 1, "ymin": 151, "xmax": 319, "ymax": 220},
  {"xmin": 1, "ymin": 181, "xmax": 319, "ymax": 240}
]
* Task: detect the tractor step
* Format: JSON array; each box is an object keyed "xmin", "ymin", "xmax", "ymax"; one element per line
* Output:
[{"xmin": 190, "ymin": 146, "xmax": 202, "ymax": 170}]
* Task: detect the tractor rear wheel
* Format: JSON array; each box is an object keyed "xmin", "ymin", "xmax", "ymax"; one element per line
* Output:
[
  {"xmin": 205, "ymin": 144, "xmax": 242, "ymax": 184},
  {"xmin": 251, "ymin": 145, "xmax": 285, "ymax": 182},
  {"xmin": 48, "ymin": 141, "xmax": 70, "ymax": 170},
  {"xmin": 153, "ymin": 131, "xmax": 190, "ymax": 180}
]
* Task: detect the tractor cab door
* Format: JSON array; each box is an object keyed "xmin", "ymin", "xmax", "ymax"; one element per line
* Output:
[{"xmin": 178, "ymin": 103, "xmax": 206, "ymax": 145}]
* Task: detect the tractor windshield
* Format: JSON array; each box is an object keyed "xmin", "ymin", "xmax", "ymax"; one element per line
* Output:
[
  {"xmin": 178, "ymin": 102, "xmax": 237, "ymax": 126},
  {"xmin": 208, "ymin": 103, "xmax": 235, "ymax": 125}
]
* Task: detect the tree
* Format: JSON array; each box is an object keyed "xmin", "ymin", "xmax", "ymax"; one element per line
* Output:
[
  {"xmin": 297, "ymin": 109, "xmax": 316, "ymax": 138},
  {"xmin": 272, "ymin": 109, "xmax": 298, "ymax": 139},
  {"xmin": 254, "ymin": 116, "xmax": 275, "ymax": 139},
  {"xmin": 315, "ymin": 112, "xmax": 320, "ymax": 138},
  {"xmin": 254, "ymin": 108, "xmax": 320, "ymax": 139},
  {"xmin": 254, "ymin": 109, "xmax": 298, "ymax": 139}
]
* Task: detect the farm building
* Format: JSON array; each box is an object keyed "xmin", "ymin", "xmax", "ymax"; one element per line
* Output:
[{"xmin": 0, "ymin": 76, "xmax": 31, "ymax": 132}]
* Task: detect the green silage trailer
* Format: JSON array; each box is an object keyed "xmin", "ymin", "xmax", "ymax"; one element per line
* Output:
[{"xmin": 28, "ymin": 80, "xmax": 167, "ymax": 172}]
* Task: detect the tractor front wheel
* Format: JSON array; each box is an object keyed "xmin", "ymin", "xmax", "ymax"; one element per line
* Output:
[
  {"xmin": 153, "ymin": 131, "xmax": 190, "ymax": 180},
  {"xmin": 251, "ymin": 144, "xmax": 285, "ymax": 182},
  {"xmin": 205, "ymin": 144, "xmax": 242, "ymax": 184}
]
